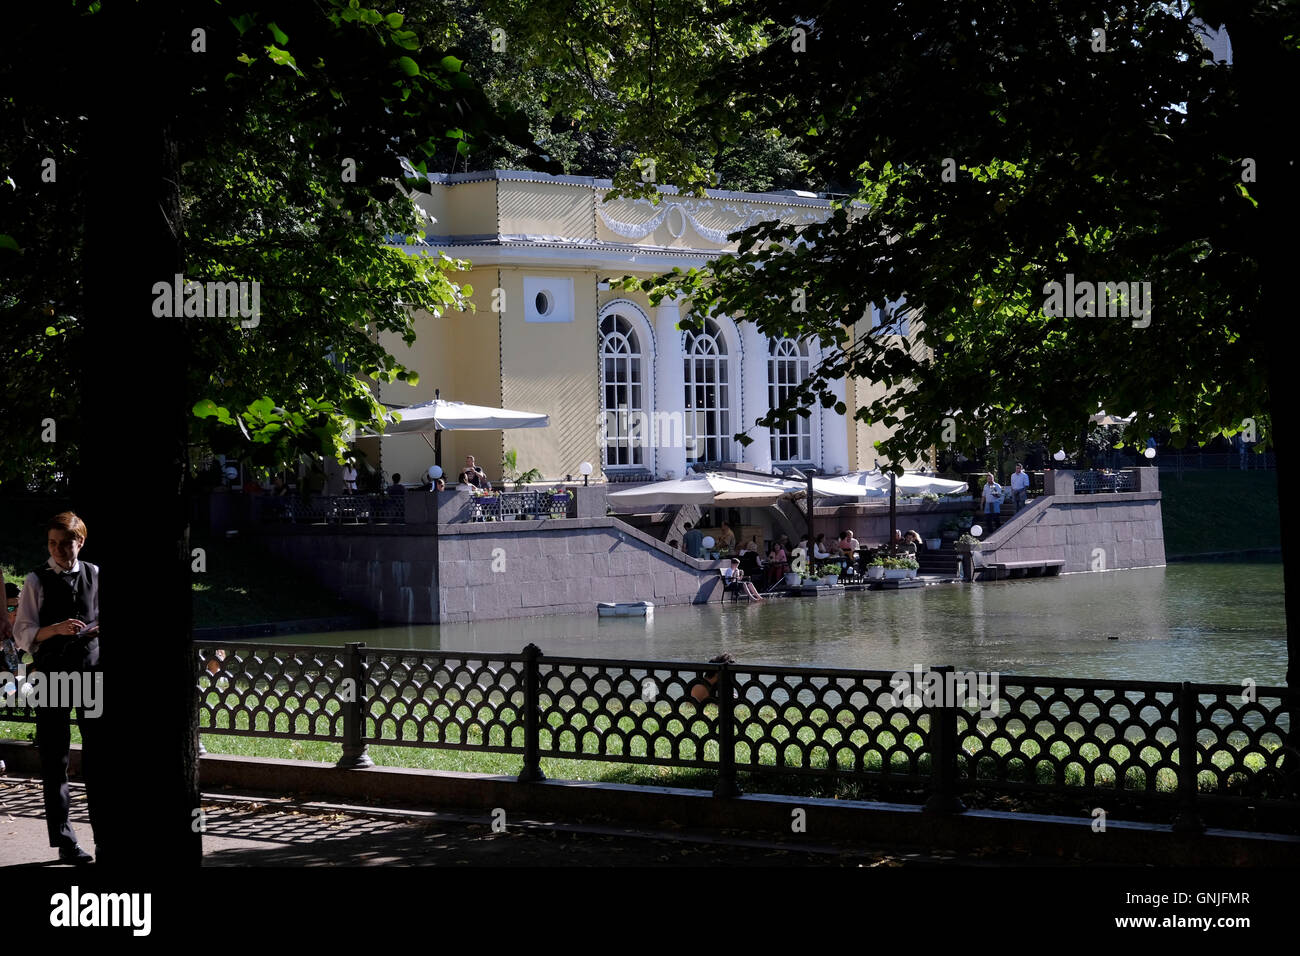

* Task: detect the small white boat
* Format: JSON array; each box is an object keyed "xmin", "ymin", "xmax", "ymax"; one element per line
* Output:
[{"xmin": 597, "ymin": 601, "xmax": 655, "ymax": 618}]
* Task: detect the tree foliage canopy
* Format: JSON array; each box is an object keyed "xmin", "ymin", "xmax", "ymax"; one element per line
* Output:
[{"xmin": 631, "ymin": 0, "xmax": 1287, "ymax": 468}]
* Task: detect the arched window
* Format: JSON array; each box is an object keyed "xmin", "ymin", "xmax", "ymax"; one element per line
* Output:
[
  {"xmin": 683, "ymin": 318, "xmax": 732, "ymax": 463},
  {"xmin": 769, "ymin": 338, "xmax": 812, "ymax": 464},
  {"xmin": 600, "ymin": 312, "xmax": 644, "ymax": 467}
]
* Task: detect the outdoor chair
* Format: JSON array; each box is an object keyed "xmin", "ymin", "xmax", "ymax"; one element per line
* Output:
[{"xmin": 718, "ymin": 569, "xmax": 748, "ymax": 602}]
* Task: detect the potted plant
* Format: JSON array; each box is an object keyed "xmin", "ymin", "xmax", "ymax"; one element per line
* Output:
[
  {"xmin": 866, "ymin": 556, "xmax": 887, "ymax": 580},
  {"xmin": 883, "ymin": 555, "xmax": 919, "ymax": 580},
  {"xmin": 502, "ymin": 448, "xmax": 543, "ymax": 490},
  {"xmin": 784, "ymin": 570, "xmax": 802, "ymax": 587}
]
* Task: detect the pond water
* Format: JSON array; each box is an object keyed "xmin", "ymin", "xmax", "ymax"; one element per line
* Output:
[{"xmin": 292, "ymin": 561, "xmax": 1287, "ymax": 686}]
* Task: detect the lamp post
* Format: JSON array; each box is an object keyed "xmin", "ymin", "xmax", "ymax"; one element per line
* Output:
[
  {"xmin": 579, "ymin": 461, "xmax": 593, "ymax": 486},
  {"xmin": 888, "ymin": 471, "xmax": 897, "ymax": 556},
  {"xmin": 789, "ymin": 467, "xmax": 815, "ymax": 571}
]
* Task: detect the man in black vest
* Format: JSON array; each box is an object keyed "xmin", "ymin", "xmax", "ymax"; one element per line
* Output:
[{"xmin": 12, "ymin": 512, "xmax": 103, "ymax": 865}]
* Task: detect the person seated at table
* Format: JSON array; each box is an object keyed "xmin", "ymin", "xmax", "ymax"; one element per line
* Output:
[
  {"xmin": 721, "ymin": 559, "xmax": 763, "ymax": 601},
  {"xmin": 812, "ymin": 534, "xmax": 831, "ymax": 560},
  {"xmin": 766, "ymin": 542, "xmax": 788, "ymax": 586},
  {"xmin": 837, "ymin": 530, "xmax": 859, "ymax": 559},
  {"xmin": 718, "ymin": 521, "xmax": 737, "ymax": 552},
  {"xmin": 434, "ymin": 477, "xmax": 446, "ymax": 491},
  {"xmin": 386, "ymin": 473, "xmax": 406, "ymax": 496},
  {"xmin": 905, "ymin": 530, "xmax": 924, "ymax": 552},
  {"xmin": 668, "ymin": 539, "xmax": 680, "ymax": 551},
  {"xmin": 459, "ymin": 455, "xmax": 491, "ymax": 490},
  {"xmin": 738, "ymin": 547, "xmax": 763, "ymax": 578}
]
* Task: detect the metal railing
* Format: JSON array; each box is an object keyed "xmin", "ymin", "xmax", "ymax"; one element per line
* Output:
[
  {"xmin": 256, "ymin": 494, "xmax": 406, "ymax": 525},
  {"xmin": 157, "ymin": 641, "xmax": 1300, "ymax": 824},
  {"xmin": 1073, "ymin": 469, "xmax": 1136, "ymax": 494},
  {"xmin": 1158, "ymin": 451, "xmax": 1276, "ymax": 471},
  {"xmin": 469, "ymin": 490, "xmax": 573, "ymax": 521}
]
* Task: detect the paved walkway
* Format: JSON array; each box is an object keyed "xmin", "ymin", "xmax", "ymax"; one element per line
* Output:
[{"xmin": 0, "ymin": 774, "xmax": 1043, "ymax": 867}]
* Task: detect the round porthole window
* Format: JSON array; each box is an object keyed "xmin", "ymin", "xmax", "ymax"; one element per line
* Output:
[{"xmin": 534, "ymin": 290, "xmax": 552, "ymax": 317}]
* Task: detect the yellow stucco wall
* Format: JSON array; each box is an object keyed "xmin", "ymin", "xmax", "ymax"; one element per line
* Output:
[
  {"xmin": 846, "ymin": 314, "xmax": 932, "ymax": 472},
  {"xmin": 374, "ymin": 266, "xmax": 503, "ymax": 483},
  {"xmin": 497, "ymin": 180, "xmax": 595, "ymax": 240},
  {"xmin": 498, "ymin": 267, "xmax": 601, "ymax": 482},
  {"xmin": 442, "ymin": 181, "xmax": 500, "ymax": 237}
]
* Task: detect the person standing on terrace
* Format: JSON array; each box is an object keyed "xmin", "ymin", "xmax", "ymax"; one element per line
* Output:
[
  {"xmin": 682, "ymin": 522, "xmax": 703, "ymax": 559},
  {"xmin": 1010, "ymin": 463, "xmax": 1029, "ymax": 513}
]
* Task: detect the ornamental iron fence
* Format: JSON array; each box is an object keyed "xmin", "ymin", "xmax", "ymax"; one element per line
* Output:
[
  {"xmin": 7, "ymin": 642, "xmax": 1294, "ymax": 828},
  {"xmin": 256, "ymin": 494, "xmax": 406, "ymax": 525}
]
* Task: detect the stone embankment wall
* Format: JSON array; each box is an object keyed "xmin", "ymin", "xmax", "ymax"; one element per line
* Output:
[
  {"xmin": 436, "ymin": 518, "xmax": 720, "ymax": 623},
  {"xmin": 256, "ymin": 489, "xmax": 720, "ymax": 625},
  {"xmin": 976, "ymin": 468, "xmax": 1165, "ymax": 573}
]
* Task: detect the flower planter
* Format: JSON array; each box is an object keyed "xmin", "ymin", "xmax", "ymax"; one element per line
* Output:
[
  {"xmin": 867, "ymin": 566, "xmax": 885, "ymax": 581},
  {"xmin": 926, "ymin": 538, "xmax": 942, "ymax": 551},
  {"xmin": 883, "ymin": 568, "xmax": 916, "ymax": 581},
  {"xmin": 784, "ymin": 571, "xmax": 801, "ymax": 587},
  {"xmin": 824, "ymin": 574, "xmax": 839, "ymax": 586}
]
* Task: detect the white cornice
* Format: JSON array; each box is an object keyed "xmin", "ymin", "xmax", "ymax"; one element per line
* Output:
[{"xmin": 398, "ymin": 242, "xmax": 718, "ymax": 272}]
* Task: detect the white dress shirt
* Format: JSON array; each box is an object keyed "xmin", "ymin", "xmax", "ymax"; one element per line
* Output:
[{"xmin": 12, "ymin": 558, "xmax": 92, "ymax": 654}]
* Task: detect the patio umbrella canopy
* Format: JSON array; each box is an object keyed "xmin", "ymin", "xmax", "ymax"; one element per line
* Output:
[
  {"xmin": 380, "ymin": 399, "xmax": 549, "ymax": 434},
  {"xmin": 823, "ymin": 470, "xmax": 969, "ymax": 496},
  {"xmin": 368, "ymin": 395, "xmax": 550, "ymax": 467},
  {"xmin": 606, "ymin": 473, "xmax": 793, "ymax": 509}
]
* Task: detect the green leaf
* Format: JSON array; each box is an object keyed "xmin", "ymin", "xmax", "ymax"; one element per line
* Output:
[
  {"xmin": 193, "ymin": 399, "xmax": 222, "ymax": 419},
  {"xmin": 0, "ymin": 234, "xmax": 20, "ymax": 253},
  {"xmin": 439, "ymin": 55, "xmax": 462, "ymax": 73},
  {"xmin": 385, "ymin": 12, "xmax": 404, "ymax": 28},
  {"xmin": 268, "ymin": 22, "xmax": 289, "ymax": 45},
  {"xmin": 229, "ymin": 13, "xmax": 254, "ymax": 35},
  {"xmin": 396, "ymin": 56, "xmax": 420, "ymax": 76},
  {"xmin": 266, "ymin": 45, "xmax": 298, "ymax": 70},
  {"xmin": 342, "ymin": 396, "xmax": 372, "ymax": 421}
]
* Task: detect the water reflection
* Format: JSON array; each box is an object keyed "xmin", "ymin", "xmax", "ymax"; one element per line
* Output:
[{"xmin": 295, "ymin": 563, "xmax": 1286, "ymax": 685}]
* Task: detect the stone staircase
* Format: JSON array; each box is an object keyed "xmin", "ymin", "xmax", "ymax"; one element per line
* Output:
[{"xmin": 917, "ymin": 539, "xmax": 958, "ymax": 577}]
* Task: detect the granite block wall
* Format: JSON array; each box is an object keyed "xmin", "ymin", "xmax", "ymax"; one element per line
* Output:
[
  {"xmin": 435, "ymin": 518, "xmax": 719, "ymax": 624},
  {"xmin": 978, "ymin": 469, "xmax": 1164, "ymax": 574}
]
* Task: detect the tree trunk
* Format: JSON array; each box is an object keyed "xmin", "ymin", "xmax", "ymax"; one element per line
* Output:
[
  {"xmin": 1218, "ymin": 5, "xmax": 1300, "ymax": 779},
  {"xmin": 80, "ymin": 6, "xmax": 201, "ymax": 866}
]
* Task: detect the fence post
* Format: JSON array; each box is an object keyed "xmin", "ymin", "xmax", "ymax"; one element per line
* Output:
[
  {"xmin": 713, "ymin": 660, "xmax": 742, "ymax": 798},
  {"xmin": 518, "ymin": 643, "xmax": 547, "ymax": 782},
  {"xmin": 1173, "ymin": 682, "xmax": 1204, "ymax": 833},
  {"xmin": 923, "ymin": 665, "xmax": 966, "ymax": 813},
  {"xmin": 336, "ymin": 642, "xmax": 374, "ymax": 769}
]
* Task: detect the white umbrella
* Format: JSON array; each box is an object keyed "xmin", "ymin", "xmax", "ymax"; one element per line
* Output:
[
  {"xmin": 607, "ymin": 473, "xmax": 792, "ymax": 510},
  {"xmin": 381, "ymin": 398, "xmax": 549, "ymax": 434},
  {"xmin": 797, "ymin": 477, "xmax": 887, "ymax": 499},
  {"xmin": 827, "ymin": 470, "xmax": 969, "ymax": 496},
  {"xmin": 368, "ymin": 392, "xmax": 549, "ymax": 467}
]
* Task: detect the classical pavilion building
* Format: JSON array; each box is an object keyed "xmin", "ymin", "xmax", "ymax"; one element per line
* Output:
[{"xmin": 357, "ymin": 170, "xmax": 929, "ymax": 485}]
